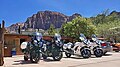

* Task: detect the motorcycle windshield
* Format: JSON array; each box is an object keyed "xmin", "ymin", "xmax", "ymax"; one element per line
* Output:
[
  {"xmin": 96, "ymin": 40, "xmax": 102, "ymax": 45},
  {"xmin": 83, "ymin": 39, "xmax": 91, "ymax": 45},
  {"xmin": 79, "ymin": 33, "xmax": 86, "ymax": 41},
  {"xmin": 55, "ymin": 34, "xmax": 61, "ymax": 41},
  {"xmin": 57, "ymin": 37, "xmax": 61, "ymax": 41},
  {"xmin": 92, "ymin": 34, "xmax": 97, "ymax": 38},
  {"xmin": 91, "ymin": 34, "xmax": 98, "ymax": 41},
  {"xmin": 36, "ymin": 34, "xmax": 42, "ymax": 41}
]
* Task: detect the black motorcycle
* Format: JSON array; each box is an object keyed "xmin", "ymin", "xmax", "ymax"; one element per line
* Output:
[
  {"xmin": 41, "ymin": 34, "xmax": 63, "ymax": 61},
  {"xmin": 21, "ymin": 32, "xmax": 43, "ymax": 63}
]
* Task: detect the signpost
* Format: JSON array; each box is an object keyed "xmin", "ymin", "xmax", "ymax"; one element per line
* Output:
[{"xmin": 0, "ymin": 20, "xmax": 5, "ymax": 66}]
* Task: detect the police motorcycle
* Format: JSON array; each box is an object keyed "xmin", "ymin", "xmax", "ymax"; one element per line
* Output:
[
  {"xmin": 41, "ymin": 33, "xmax": 63, "ymax": 61},
  {"xmin": 20, "ymin": 32, "xmax": 43, "ymax": 63},
  {"xmin": 90, "ymin": 34, "xmax": 103, "ymax": 57},
  {"xmin": 63, "ymin": 33, "xmax": 91, "ymax": 58}
]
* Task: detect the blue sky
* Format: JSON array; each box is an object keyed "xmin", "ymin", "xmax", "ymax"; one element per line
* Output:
[{"xmin": 0, "ymin": 0, "xmax": 120, "ymax": 27}]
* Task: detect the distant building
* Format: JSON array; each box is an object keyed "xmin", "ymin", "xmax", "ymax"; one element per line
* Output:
[{"xmin": 4, "ymin": 34, "xmax": 31, "ymax": 57}]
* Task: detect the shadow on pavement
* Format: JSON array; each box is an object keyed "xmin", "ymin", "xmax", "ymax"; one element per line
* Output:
[
  {"xmin": 63, "ymin": 56, "xmax": 87, "ymax": 59},
  {"xmin": 12, "ymin": 60, "xmax": 38, "ymax": 65},
  {"xmin": 103, "ymin": 53, "xmax": 112, "ymax": 56},
  {"xmin": 90, "ymin": 56, "xmax": 98, "ymax": 58},
  {"xmin": 63, "ymin": 55, "xmax": 104, "ymax": 59},
  {"xmin": 43, "ymin": 58, "xmax": 61, "ymax": 62},
  {"xmin": 12, "ymin": 58, "xmax": 59, "ymax": 65}
]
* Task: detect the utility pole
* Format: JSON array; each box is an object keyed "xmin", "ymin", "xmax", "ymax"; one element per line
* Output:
[{"xmin": 0, "ymin": 20, "xmax": 5, "ymax": 66}]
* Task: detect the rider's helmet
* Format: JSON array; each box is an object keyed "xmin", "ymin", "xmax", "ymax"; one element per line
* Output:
[{"xmin": 32, "ymin": 32, "xmax": 43, "ymax": 41}]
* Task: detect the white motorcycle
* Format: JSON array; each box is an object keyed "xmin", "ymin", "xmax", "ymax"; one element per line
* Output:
[
  {"xmin": 63, "ymin": 33, "xmax": 91, "ymax": 58},
  {"xmin": 90, "ymin": 34, "xmax": 103, "ymax": 57}
]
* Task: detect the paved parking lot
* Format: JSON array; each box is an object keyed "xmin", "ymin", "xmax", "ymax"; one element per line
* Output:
[{"xmin": 2, "ymin": 52, "xmax": 120, "ymax": 67}]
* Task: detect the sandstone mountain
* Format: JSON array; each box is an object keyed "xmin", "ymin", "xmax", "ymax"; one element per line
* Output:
[
  {"xmin": 7, "ymin": 11, "xmax": 81, "ymax": 32},
  {"xmin": 109, "ymin": 11, "xmax": 120, "ymax": 18}
]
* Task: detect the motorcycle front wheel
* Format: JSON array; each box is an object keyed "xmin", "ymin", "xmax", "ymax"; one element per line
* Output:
[
  {"xmin": 24, "ymin": 56, "xmax": 28, "ymax": 61},
  {"xmin": 52, "ymin": 51, "xmax": 63, "ymax": 61},
  {"xmin": 81, "ymin": 48, "xmax": 91, "ymax": 58},
  {"xmin": 94, "ymin": 48, "xmax": 103, "ymax": 57},
  {"xmin": 65, "ymin": 52, "xmax": 71, "ymax": 58},
  {"xmin": 30, "ymin": 49, "xmax": 40, "ymax": 63},
  {"xmin": 42, "ymin": 54, "xmax": 47, "ymax": 60}
]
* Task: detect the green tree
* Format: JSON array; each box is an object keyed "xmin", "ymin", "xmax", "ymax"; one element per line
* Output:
[
  {"xmin": 47, "ymin": 24, "xmax": 57, "ymax": 35},
  {"xmin": 91, "ymin": 9, "xmax": 110, "ymax": 25},
  {"xmin": 96, "ymin": 20, "xmax": 120, "ymax": 42},
  {"xmin": 60, "ymin": 16, "xmax": 96, "ymax": 39}
]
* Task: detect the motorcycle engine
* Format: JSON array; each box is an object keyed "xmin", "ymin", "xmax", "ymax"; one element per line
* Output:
[{"xmin": 63, "ymin": 42, "xmax": 73, "ymax": 49}]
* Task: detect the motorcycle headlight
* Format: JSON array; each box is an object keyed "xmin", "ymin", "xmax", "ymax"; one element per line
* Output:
[
  {"xmin": 63, "ymin": 44, "xmax": 68, "ymax": 49},
  {"xmin": 67, "ymin": 42, "xmax": 73, "ymax": 49},
  {"xmin": 33, "ymin": 40, "xmax": 38, "ymax": 46},
  {"xmin": 20, "ymin": 42, "xmax": 28, "ymax": 49},
  {"xmin": 34, "ymin": 40, "xmax": 37, "ymax": 43},
  {"xmin": 67, "ymin": 45, "xmax": 71, "ymax": 49},
  {"xmin": 39, "ymin": 42, "xmax": 43, "ymax": 47},
  {"xmin": 92, "ymin": 38, "xmax": 97, "ymax": 41}
]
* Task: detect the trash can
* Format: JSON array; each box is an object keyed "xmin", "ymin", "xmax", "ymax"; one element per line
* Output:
[{"xmin": 11, "ymin": 48, "xmax": 16, "ymax": 56}]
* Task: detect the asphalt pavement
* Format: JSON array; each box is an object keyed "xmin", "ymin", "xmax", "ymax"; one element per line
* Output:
[{"xmin": 2, "ymin": 52, "xmax": 120, "ymax": 67}]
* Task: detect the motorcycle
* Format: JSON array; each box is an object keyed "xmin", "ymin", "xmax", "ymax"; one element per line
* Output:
[
  {"xmin": 90, "ymin": 34, "xmax": 103, "ymax": 57},
  {"xmin": 91, "ymin": 34, "xmax": 112, "ymax": 55},
  {"xmin": 41, "ymin": 33, "xmax": 63, "ymax": 61},
  {"xmin": 63, "ymin": 33, "xmax": 91, "ymax": 58},
  {"xmin": 20, "ymin": 32, "xmax": 43, "ymax": 63}
]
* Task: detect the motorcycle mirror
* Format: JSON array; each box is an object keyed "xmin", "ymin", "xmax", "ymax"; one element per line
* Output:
[
  {"xmin": 20, "ymin": 42, "xmax": 28, "ymax": 49},
  {"xmin": 79, "ymin": 37, "xmax": 85, "ymax": 41}
]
